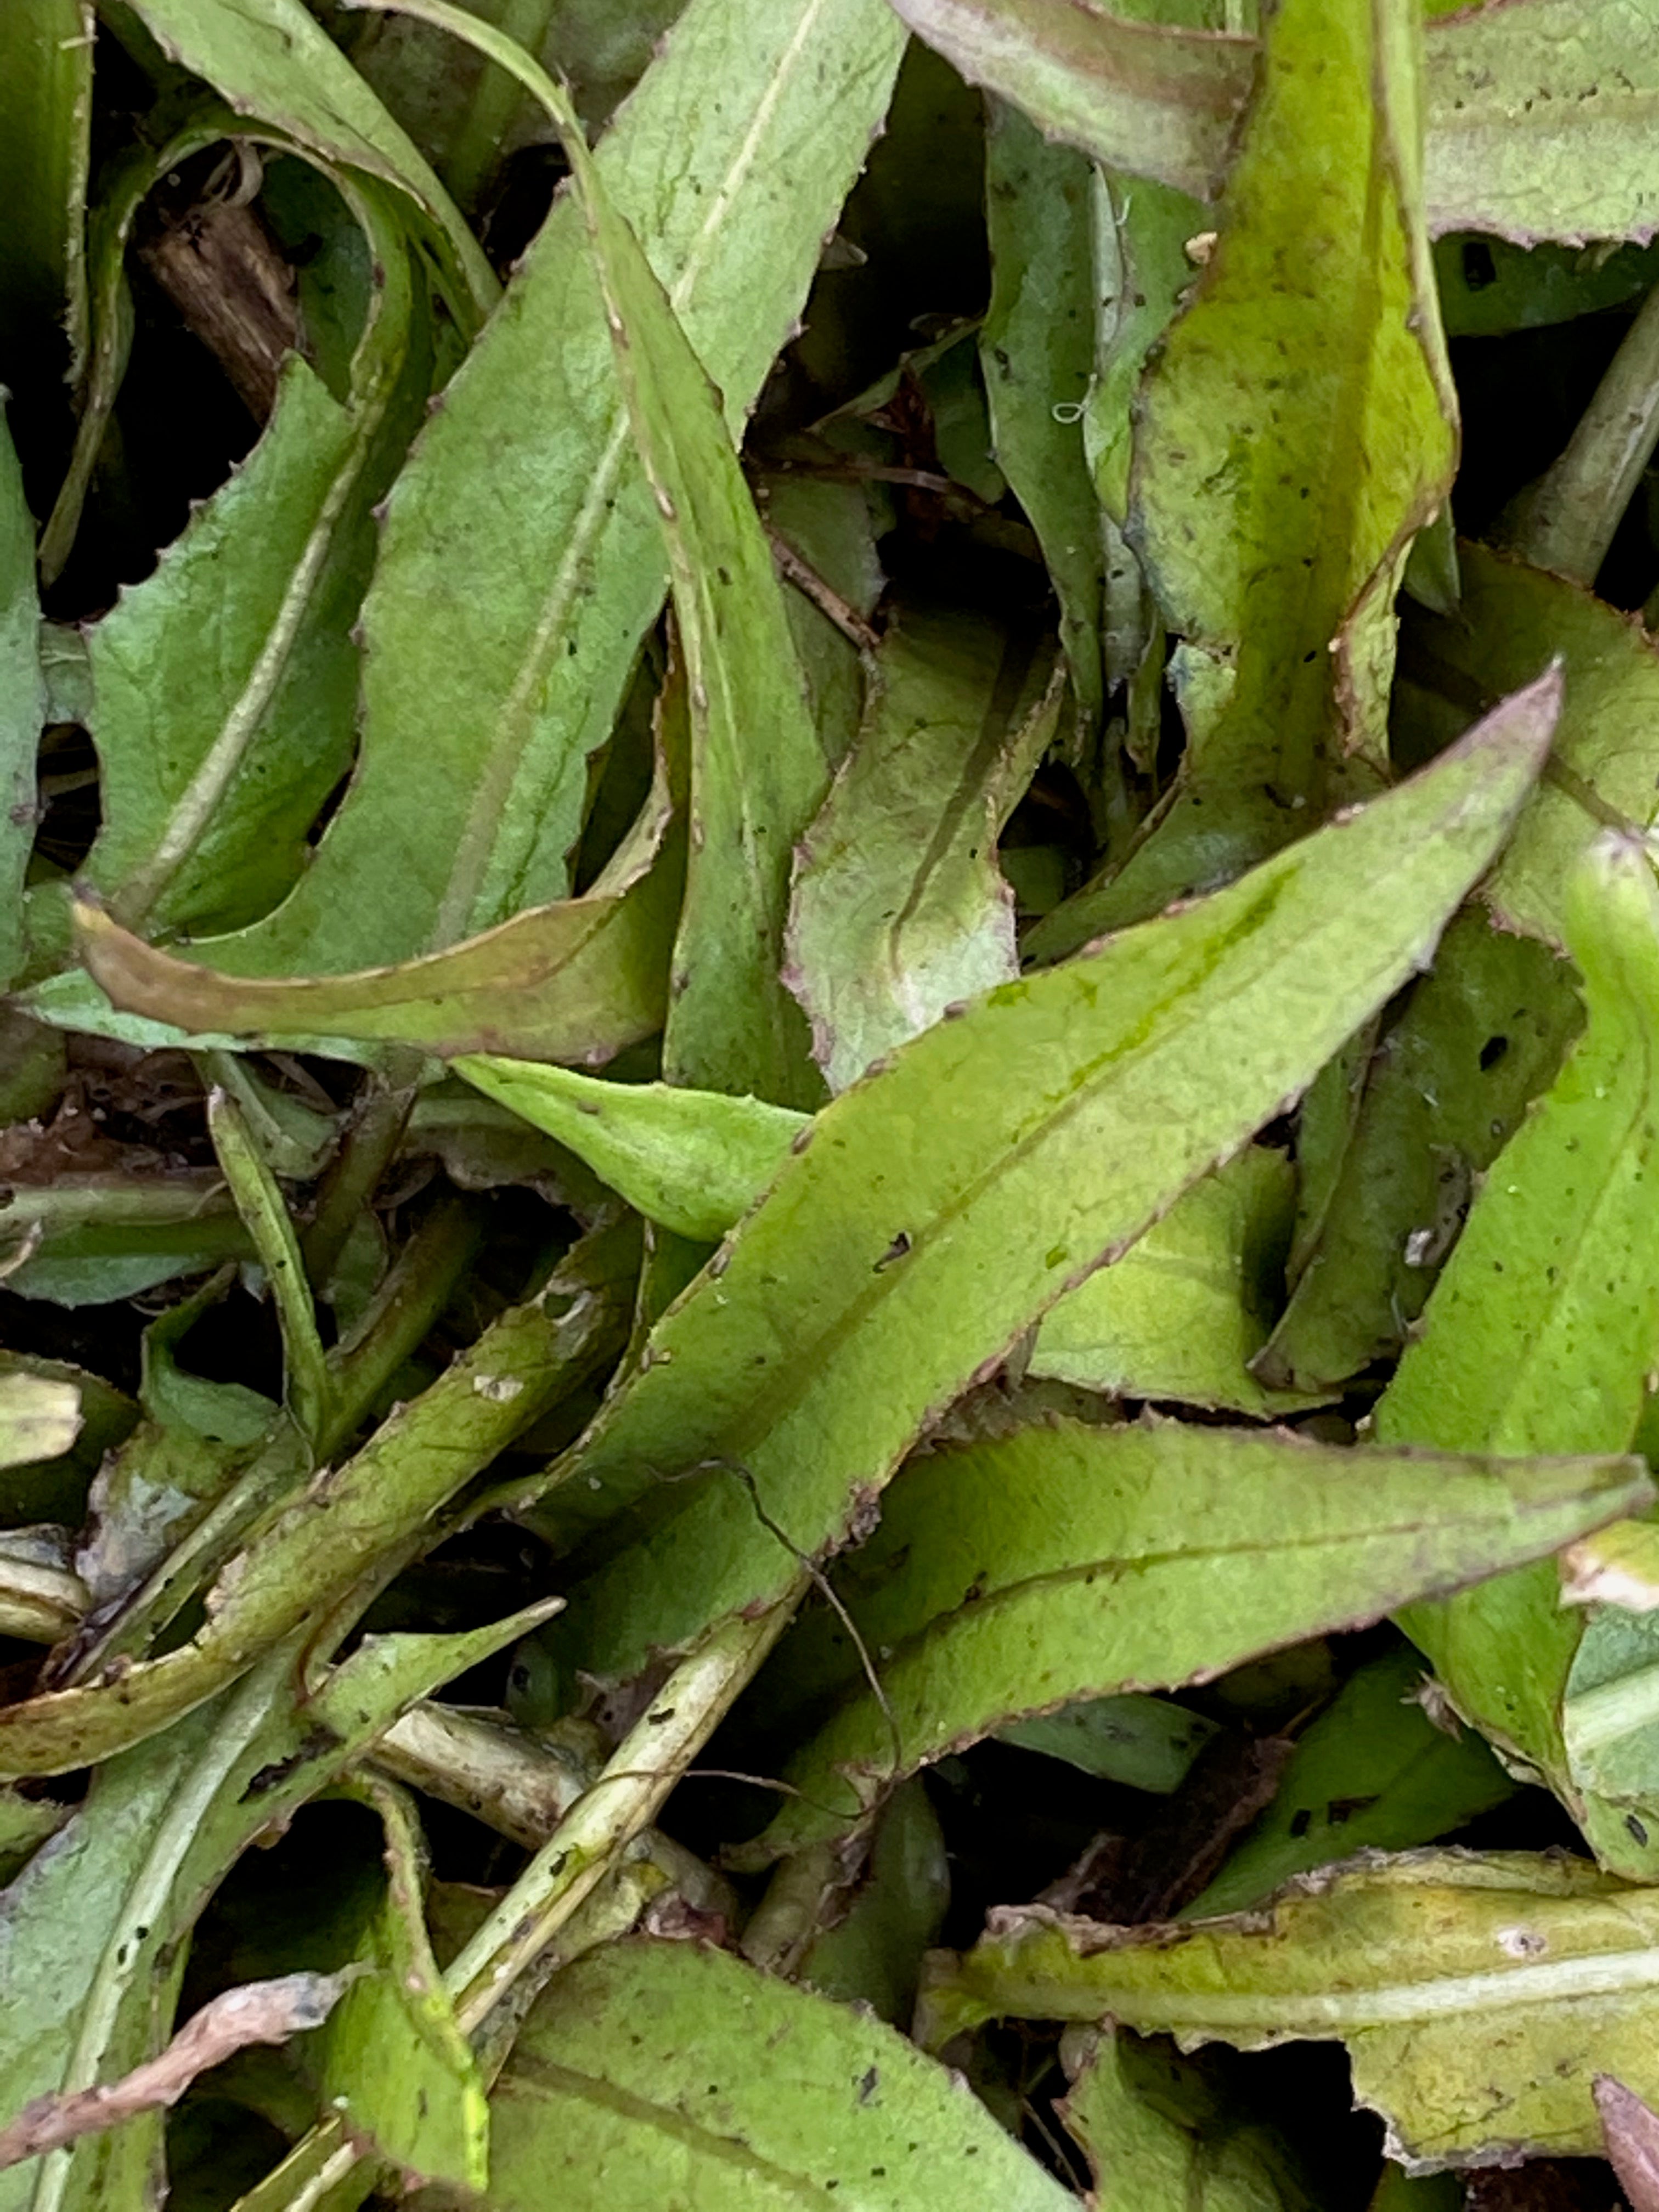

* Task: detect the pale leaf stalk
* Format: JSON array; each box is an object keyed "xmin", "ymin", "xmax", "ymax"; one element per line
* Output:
[
  {"xmin": 1497, "ymin": 280, "xmax": 1659, "ymax": 590},
  {"xmin": 447, "ymin": 1582, "xmax": 806, "ymax": 2032}
]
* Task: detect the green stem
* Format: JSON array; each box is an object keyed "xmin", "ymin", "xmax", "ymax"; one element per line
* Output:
[
  {"xmin": 300, "ymin": 1049, "xmax": 425, "ymax": 1292},
  {"xmin": 447, "ymin": 1582, "xmax": 806, "ymax": 2033},
  {"xmin": 1502, "ymin": 280, "xmax": 1659, "ymax": 587}
]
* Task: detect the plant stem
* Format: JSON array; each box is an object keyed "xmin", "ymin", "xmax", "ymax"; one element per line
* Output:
[
  {"xmin": 300, "ymin": 1048, "xmax": 425, "ymax": 1291},
  {"xmin": 446, "ymin": 1582, "xmax": 806, "ymax": 2033},
  {"xmin": 1500, "ymin": 280, "xmax": 1659, "ymax": 586}
]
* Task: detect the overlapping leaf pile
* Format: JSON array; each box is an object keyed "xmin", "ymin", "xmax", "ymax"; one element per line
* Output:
[{"xmin": 9, "ymin": 0, "xmax": 1659, "ymax": 2203}]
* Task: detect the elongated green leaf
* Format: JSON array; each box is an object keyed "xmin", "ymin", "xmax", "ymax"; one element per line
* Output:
[
  {"xmin": 1058, "ymin": 2028, "xmax": 1319, "ymax": 2212},
  {"xmin": 0, "ymin": 1243, "xmax": 620, "ymax": 1778},
  {"xmin": 1187, "ymin": 1647, "xmax": 1513, "ymax": 1918},
  {"xmin": 981, "ymin": 108, "xmax": 1103, "ymax": 730},
  {"xmin": 81, "ymin": 182, "xmax": 428, "ymax": 940},
  {"xmin": 311, "ymin": 1776, "xmax": 486, "ymax": 2191},
  {"xmin": 0, "ymin": 1610, "xmax": 542, "ymax": 2212},
  {"xmin": 0, "ymin": 407, "xmax": 43, "ymax": 996},
  {"xmin": 490, "ymin": 8, "xmax": 830, "ymax": 1110},
  {"xmin": 441, "ymin": 1937, "xmax": 1074, "ymax": 2210},
  {"xmin": 185, "ymin": 0, "xmax": 904, "ymax": 979},
  {"xmin": 917, "ymin": 1850, "xmax": 1659, "ymax": 2169},
  {"xmin": 895, "ymin": 0, "xmax": 1659, "ymax": 247},
  {"xmin": 888, "ymin": 0, "xmax": 1252, "ymax": 202},
  {"xmin": 206, "ymin": 1088, "xmax": 329, "ymax": 1449},
  {"xmin": 456, "ymin": 1056, "xmax": 804, "ymax": 1242},
  {"xmin": 1032, "ymin": 0, "xmax": 1457, "ymax": 949},
  {"xmin": 787, "ymin": 608, "xmax": 1063, "ymax": 1092},
  {"xmin": 1259, "ymin": 910, "xmax": 1581, "ymax": 1391},
  {"xmin": 1029, "ymin": 1145, "xmax": 1323, "ymax": 1417},
  {"xmin": 1378, "ymin": 836, "xmax": 1659, "ymax": 1878},
  {"xmin": 1403, "ymin": 544, "xmax": 1659, "ymax": 948},
  {"xmin": 0, "ymin": 1177, "xmax": 251, "ymax": 1307},
  {"xmin": 121, "ymin": 0, "xmax": 495, "ymax": 321},
  {"xmin": 527, "ymin": 679, "xmax": 1557, "ymax": 1689},
  {"xmin": 738, "ymin": 1419, "xmax": 1644, "ymax": 1863},
  {"xmin": 70, "ymin": 776, "xmax": 678, "ymax": 1060},
  {"xmin": 0, "ymin": 0, "xmax": 90, "ymax": 397}
]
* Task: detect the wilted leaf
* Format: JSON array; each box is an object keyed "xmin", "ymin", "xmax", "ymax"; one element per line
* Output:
[
  {"xmin": 428, "ymin": 1936, "xmax": 1074, "ymax": 2210},
  {"xmin": 0, "ymin": 1970, "xmax": 356, "ymax": 2172},
  {"xmin": 70, "ymin": 780, "xmax": 678, "ymax": 1060},
  {"xmin": 787, "ymin": 607, "xmax": 1063, "ymax": 1092},
  {"xmin": 1596, "ymin": 2076, "xmax": 1659, "ymax": 2212},
  {"xmin": 737, "ymin": 1417, "xmax": 1645, "ymax": 1863},
  {"xmin": 918, "ymin": 1848, "xmax": 1659, "ymax": 2169},
  {"xmin": 1187, "ymin": 1647, "xmax": 1514, "ymax": 1918},
  {"xmin": 524, "ymin": 674, "xmax": 1558, "ymax": 1688}
]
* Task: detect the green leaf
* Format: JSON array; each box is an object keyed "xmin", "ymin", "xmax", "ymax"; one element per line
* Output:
[
  {"xmin": 786, "ymin": 608, "xmax": 1064, "ymax": 1093},
  {"xmin": 780, "ymin": 1779, "xmax": 952, "ymax": 2028},
  {"xmin": 1000, "ymin": 1695, "xmax": 1219, "ymax": 1796},
  {"xmin": 1403, "ymin": 544, "xmax": 1659, "ymax": 949},
  {"xmin": 1434, "ymin": 233, "xmax": 1659, "ymax": 340},
  {"xmin": 311, "ymin": 1776, "xmax": 486, "ymax": 2191},
  {"xmin": 455, "ymin": 1056, "xmax": 805, "ymax": 1243},
  {"xmin": 737, "ymin": 1418, "xmax": 1645, "ymax": 1863},
  {"xmin": 1029, "ymin": 0, "xmax": 1457, "ymax": 949},
  {"xmin": 527, "ymin": 672, "xmax": 1559, "ymax": 1687},
  {"xmin": 0, "ymin": 404, "xmax": 44, "ymax": 996},
  {"xmin": 69, "ymin": 772, "xmax": 678, "ymax": 1060},
  {"xmin": 1186, "ymin": 1647, "xmax": 1514, "ymax": 1918},
  {"xmin": 1028, "ymin": 1145, "xmax": 1327, "ymax": 1417},
  {"xmin": 0, "ymin": 1242, "xmax": 619, "ymax": 1778},
  {"xmin": 917, "ymin": 1849, "xmax": 1659, "ymax": 2170},
  {"xmin": 436, "ymin": 1936, "xmax": 1075, "ymax": 2209},
  {"xmin": 0, "ymin": 0, "xmax": 90, "ymax": 393},
  {"xmin": 120, "ymin": 0, "xmax": 496, "ymax": 323},
  {"xmin": 1258, "ymin": 910, "xmax": 1582, "ymax": 1392},
  {"xmin": 1085, "ymin": 167, "xmax": 1207, "ymax": 529},
  {"xmin": 183, "ymin": 0, "xmax": 905, "ymax": 978},
  {"xmin": 1058, "ymin": 2028, "xmax": 1320, "ymax": 2211},
  {"xmin": 80, "ymin": 181, "xmax": 428, "ymax": 941},
  {"xmin": 887, "ymin": 0, "xmax": 1252, "ymax": 203},
  {"xmin": 980, "ymin": 106, "xmax": 1103, "ymax": 729},
  {"xmin": 206, "ymin": 1087, "xmax": 330, "ymax": 1450},
  {"xmin": 0, "ymin": 1178, "xmax": 251, "ymax": 1307},
  {"xmin": 1377, "ymin": 836, "xmax": 1659, "ymax": 1877}
]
